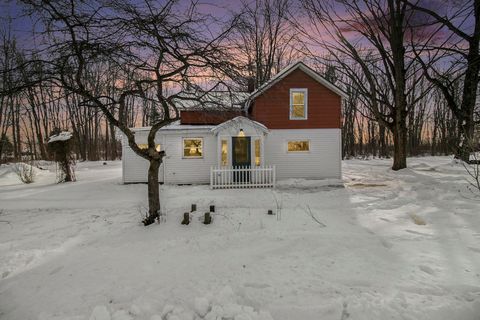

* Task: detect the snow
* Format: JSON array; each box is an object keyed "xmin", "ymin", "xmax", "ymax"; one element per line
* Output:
[
  {"xmin": 89, "ymin": 305, "xmax": 111, "ymax": 320},
  {"xmin": 1, "ymin": 157, "xmax": 480, "ymax": 320},
  {"xmin": 0, "ymin": 162, "xmax": 50, "ymax": 187},
  {"xmin": 131, "ymin": 121, "xmax": 215, "ymax": 132},
  {"xmin": 47, "ymin": 131, "xmax": 72, "ymax": 143},
  {"xmin": 194, "ymin": 297, "xmax": 210, "ymax": 317}
]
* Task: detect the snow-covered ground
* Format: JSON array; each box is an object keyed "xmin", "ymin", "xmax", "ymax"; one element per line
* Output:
[{"xmin": 1, "ymin": 157, "xmax": 480, "ymax": 320}]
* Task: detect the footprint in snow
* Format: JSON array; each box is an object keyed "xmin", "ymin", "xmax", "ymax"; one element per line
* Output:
[
  {"xmin": 380, "ymin": 238, "xmax": 393, "ymax": 249},
  {"xmin": 468, "ymin": 247, "xmax": 480, "ymax": 254},
  {"xmin": 405, "ymin": 229, "xmax": 431, "ymax": 237},
  {"xmin": 49, "ymin": 266, "xmax": 63, "ymax": 275},
  {"xmin": 243, "ymin": 282, "xmax": 271, "ymax": 289},
  {"xmin": 419, "ymin": 265, "xmax": 435, "ymax": 275}
]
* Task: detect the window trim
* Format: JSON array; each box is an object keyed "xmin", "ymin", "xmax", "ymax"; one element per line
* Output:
[
  {"xmin": 289, "ymin": 88, "xmax": 308, "ymax": 120},
  {"xmin": 221, "ymin": 139, "xmax": 228, "ymax": 166},
  {"xmin": 254, "ymin": 138, "xmax": 261, "ymax": 166},
  {"xmin": 182, "ymin": 137, "xmax": 204, "ymax": 159},
  {"xmin": 286, "ymin": 140, "xmax": 310, "ymax": 153}
]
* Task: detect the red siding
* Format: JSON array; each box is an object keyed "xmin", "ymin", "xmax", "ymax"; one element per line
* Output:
[
  {"xmin": 250, "ymin": 69, "xmax": 341, "ymax": 129},
  {"xmin": 180, "ymin": 110, "xmax": 242, "ymax": 125}
]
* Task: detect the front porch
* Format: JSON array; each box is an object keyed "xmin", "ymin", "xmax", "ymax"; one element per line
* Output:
[
  {"xmin": 210, "ymin": 116, "xmax": 273, "ymax": 189},
  {"xmin": 210, "ymin": 165, "xmax": 276, "ymax": 189}
]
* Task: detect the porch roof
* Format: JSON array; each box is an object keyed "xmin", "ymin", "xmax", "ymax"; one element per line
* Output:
[{"xmin": 210, "ymin": 116, "xmax": 269, "ymax": 135}]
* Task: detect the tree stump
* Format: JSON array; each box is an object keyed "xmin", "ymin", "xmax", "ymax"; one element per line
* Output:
[
  {"xmin": 204, "ymin": 212, "xmax": 212, "ymax": 225},
  {"xmin": 268, "ymin": 210, "xmax": 274, "ymax": 215},
  {"xmin": 181, "ymin": 212, "xmax": 190, "ymax": 225},
  {"xmin": 191, "ymin": 204, "xmax": 197, "ymax": 212},
  {"xmin": 209, "ymin": 205, "xmax": 215, "ymax": 213}
]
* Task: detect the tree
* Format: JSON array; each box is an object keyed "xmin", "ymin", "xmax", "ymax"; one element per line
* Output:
[
  {"xmin": 47, "ymin": 130, "xmax": 75, "ymax": 183},
  {"xmin": 0, "ymin": 133, "xmax": 13, "ymax": 161},
  {"xmin": 8, "ymin": 0, "xmax": 235, "ymax": 225},
  {"xmin": 403, "ymin": 0, "xmax": 480, "ymax": 162},
  {"xmin": 230, "ymin": 0, "xmax": 303, "ymax": 90},
  {"xmin": 298, "ymin": 0, "xmax": 429, "ymax": 170}
]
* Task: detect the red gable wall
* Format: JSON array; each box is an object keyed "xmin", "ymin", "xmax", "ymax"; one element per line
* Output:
[{"xmin": 250, "ymin": 68, "xmax": 341, "ymax": 129}]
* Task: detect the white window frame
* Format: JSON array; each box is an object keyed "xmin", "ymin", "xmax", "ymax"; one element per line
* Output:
[
  {"xmin": 182, "ymin": 137, "xmax": 204, "ymax": 159},
  {"xmin": 286, "ymin": 140, "xmax": 311, "ymax": 153},
  {"xmin": 289, "ymin": 88, "xmax": 308, "ymax": 120},
  {"xmin": 220, "ymin": 138, "xmax": 229, "ymax": 166},
  {"xmin": 254, "ymin": 138, "xmax": 262, "ymax": 166}
]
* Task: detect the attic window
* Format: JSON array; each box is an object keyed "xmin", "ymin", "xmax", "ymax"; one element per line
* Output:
[{"xmin": 290, "ymin": 89, "xmax": 308, "ymax": 120}]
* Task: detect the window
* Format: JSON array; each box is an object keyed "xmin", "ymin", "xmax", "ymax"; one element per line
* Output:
[
  {"xmin": 290, "ymin": 89, "xmax": 308, "ymax": 119},
  {"xmin": 183, "ymin": 138, "xmax": 203, "ymax": 158},
  {"xmin": 255, "ymin": 139, "xmax": 261, "ymax": 166},
  {"xmin": 287, "ymin": 140, "xmax": 310, "ymax": 152},
  {"xmin": 221, "ymin": 139, "xmax": 228, "ymax": 166},
  {"xmin": 137, "ymin": 144, "xmax": 161, "ymax": 152}
]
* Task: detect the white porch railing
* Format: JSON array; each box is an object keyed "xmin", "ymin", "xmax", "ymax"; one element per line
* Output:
[{"xmin": 210, "ymin": 165, "xmax": 276, "ymax": 189}]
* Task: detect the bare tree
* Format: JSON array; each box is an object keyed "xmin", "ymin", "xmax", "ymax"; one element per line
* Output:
[
  {"xmin": 0, "ymin": 24, "xmax": 22, "ymax": 161},
  {"xmin": 5, "ymin": 0, "xmax": 235, "ymax": 225},
  {"xmin": 298, "ymin": 0, "xmax": 429, "ymax": 170},
  {"xmin": 401, "ymin": 0, "xmax": 480, "ymax": 162},
  {"xmin": 230, "ymin": 0, "xmax": 303, "ymax": 90}
]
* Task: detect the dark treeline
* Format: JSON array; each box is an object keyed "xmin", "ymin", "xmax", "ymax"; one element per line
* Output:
[{"xmin": 338, "ymin": 68, "xmax": 462, "ymax": 159}]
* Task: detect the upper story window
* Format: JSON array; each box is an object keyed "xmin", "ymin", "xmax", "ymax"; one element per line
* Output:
[{"xmin": 290, "ymin": 88, "xmax": 308, "ymax": 120}]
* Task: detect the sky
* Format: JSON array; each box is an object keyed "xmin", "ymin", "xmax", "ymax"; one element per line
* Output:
[
  {"xmin": 0, "ymin": 0, "xmax": 473, "ymax": 59},
  {"xmin": 0, "ymin": 0, "xmax": 250, "ymax": 48}
]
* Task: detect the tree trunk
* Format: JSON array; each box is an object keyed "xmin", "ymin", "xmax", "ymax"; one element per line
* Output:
[
  {"xmin": 392, "ymin": 116, "xmax": 407, "ymax": 170},
  {"xmin": 379, "ymin": 124, "xmax": 388, "ymax": 158},
  {"xmin": 144, "ymin": 158, "xmax": 161, "ymax": 225},
  {"xmin": 457, "ymin": 117, "xmax": 475, "ymax": 162}
]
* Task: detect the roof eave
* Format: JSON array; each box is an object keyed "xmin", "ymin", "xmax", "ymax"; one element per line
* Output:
[
  {"xmin": 246, "ymin": 61, "xmax": 348, "ymax": 105},
  {"xmin": 211, "ymin": 116, "xmax": 269, "ymax": 135}
]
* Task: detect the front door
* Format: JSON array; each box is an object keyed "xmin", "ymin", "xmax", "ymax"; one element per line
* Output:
[{"xmin": 232, "ymin": 137, "xmax": 251, "ymax": 182}]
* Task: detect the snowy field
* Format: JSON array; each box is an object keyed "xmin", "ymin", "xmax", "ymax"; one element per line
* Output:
[{"xmin": 1, "ymin": 157, "xmax": 480, "ymax": 320}]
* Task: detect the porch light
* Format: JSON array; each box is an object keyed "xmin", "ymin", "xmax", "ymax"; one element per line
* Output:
[{"xmin": 238, "ymin": 129, "xmax": 245, "ymax": 137}]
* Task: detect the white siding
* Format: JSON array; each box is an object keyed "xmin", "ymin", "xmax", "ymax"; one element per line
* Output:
[
  {"xmin": 122, "ymin": 130, "xmax": 215, "ymax": 184},
  {"xmin": 264, "ymin": 129, "xmax": 341, "ymax": 180},
  {"xmin": 122, "ymin": 132, "xmax": 164, "ymax": 183},
  {"xmin": 122, "ymin": 128, "xmax": 341, "ymax": 184},
  {"xmin": 162, "ymin": 133, "xmax": 216, "ymax": 184}
]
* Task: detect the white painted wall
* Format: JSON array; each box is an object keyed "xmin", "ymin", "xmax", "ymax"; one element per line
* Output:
[
  {"xmin": 121, "ymin": 131, "xmax": 164, "ymax": 183},
  {"xmin": 122, "ymin": 130, "xmax": 215, "ymax": 184},
  {"xmin": 264, "ymin": 129, "xmax": 341, "ymax": 180},
  {"xmin": 162, "ymin": 132, "xmax": 216, "ymax": 184},
  {"xmin": 122, "ymin": 128, "xmax": 341, "ymax": 184}
]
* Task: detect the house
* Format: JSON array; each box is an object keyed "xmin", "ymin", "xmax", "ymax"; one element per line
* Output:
[{"xmin": 120, "ymin": 61, "xmax": 347, "ymax": 188}]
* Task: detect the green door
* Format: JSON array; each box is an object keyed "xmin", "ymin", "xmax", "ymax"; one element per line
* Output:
[{"xmin": 232, "ymin": 137, "xmax": 251, "ymax": 182}]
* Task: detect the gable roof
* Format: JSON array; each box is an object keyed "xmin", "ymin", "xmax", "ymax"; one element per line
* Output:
[{"xmin": 247, "ymin": 61, "xmax": 348, "ymax": 105}]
